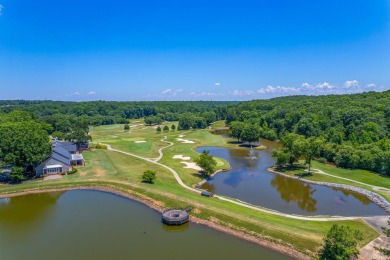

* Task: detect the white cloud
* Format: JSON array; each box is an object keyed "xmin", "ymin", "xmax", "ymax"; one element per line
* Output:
[
  {"xmin": 316, "ymin": 82, "xmax": 334, "ymax": 89},
  {"xmin": 161, "ymin": 88, "xmax": 172, "ymax": 94},
  {"xmin": 215, "ymin": 82, "xmax": 221, "ymax": 87},
  {"xmin": 365, "ymin": 83, "xmax": 376, "ymax": 88},
  {"xmin": 343, "ymin": 80, "xmax": 359, "ymax": 88},
  {"xmin": 230, "ymin": 90, "xmax": 254, "ymax": 96},
  {"xmin": 301, "ymin": 82, "xmax": 313, "ymax": 90},
  {"xmin": 73, "ymin": 92, "xmax": 80, "ymax": 96},
  {"xmin": 190, "ymin": 91, "xmax": 223, "ymax": 97},
  {"xmin": 161, "ymin": 88, "xmax": 184, "ymax": 97},
  {"xmin": 88, "ymin": 91, "xmax": 96, "ymax": 96},
  {"xmin": 257, "ymin": 85, "xmax": 299, "ymax": 94}
]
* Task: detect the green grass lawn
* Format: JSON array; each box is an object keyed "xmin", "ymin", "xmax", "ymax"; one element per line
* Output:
[
  {"xmin": 311, "ymin": 161, "xmax": 390, "ymax": 189},
  {"xmin": 1, "ymin": 123, "xmax": 386, "ymax": 257},
  {"xmin": 0, "ymin": 149, "xmax": 378, "ymax": 256}
]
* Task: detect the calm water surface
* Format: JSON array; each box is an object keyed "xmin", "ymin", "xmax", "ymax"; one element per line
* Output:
[
  {"xmin": 0, "ymin": 190, "xmax": 291, "ymax": 260},
  {"xmin": 198, "ymin": 140, "xmax": 387, "ymax": 216}
]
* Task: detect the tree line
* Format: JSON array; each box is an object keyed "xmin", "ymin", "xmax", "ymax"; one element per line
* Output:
[
  {"xmin": 1, "ymin": 90, "xmax": 389, "ymax": 175},
  {"xmin": 226, "ymin": 90, "xmax": 390, "ymax": 175}
]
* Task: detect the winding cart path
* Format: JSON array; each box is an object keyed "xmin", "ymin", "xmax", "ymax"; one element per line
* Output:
[
  {"xmin": 103, "ymin": 142, "xmax": 385, "ymax": 221},
  {"xmin": 310, "ymin": 168, "xmax": 390, "ymax": 192}
]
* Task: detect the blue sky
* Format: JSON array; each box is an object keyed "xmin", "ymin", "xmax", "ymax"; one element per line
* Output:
[{"xmin": 0, "ymin": 0, "xmax": 389, "ymax": 101}]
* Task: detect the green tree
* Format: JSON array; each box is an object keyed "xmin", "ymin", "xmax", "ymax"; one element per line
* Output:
[
  {"xmin": 194, "ymin": 150, "xmax": 217, "ymax": 177},
  {"xmin": 10, "ymin": 167, "xmax": 25, "ymax": 183},
  {"xmin": 281, "ymin": 133, "xmax": 305, "ymax": 166},
  {"xmin": 51, "ymin": 131, "xmax": 64, "ymax": 139},
  {"xmin": 271, "ymin": 149, "xmax": 289, "ymax": 167},
  {"xmin": 142, "ymin": 170, "xmax": 156, "ymax": 184},
  {"xmin": 65, "ymin": 119, "xmax": 92, "ymax": 149},
  {"xmin": 156, "ymin": 126, "xmax": 162, "ymax": 133},
  {"xmin": 163, "ymin": 125, "xmax": 169, "ymax": 132},
  {"xmin": 302, "ymin": 137, "xmax": 324, "ymax": 173},
  {"xmin": 178, "ymin": 113, "xmax": 195, "ymax": 130},
  {"xmin": 171, "ymin": 124, "xmax": 176, "ymax": 131},
  {"xmin": 0, "ymin": 121, "xmax": 51, "ymax": 167},
  {"xmin": 124, "ymin": 124, "xmax": 130, "ymax": 131},
  {"xmin": 229, "ymin": 121, "xmax": 245, "ymax": 142},
  {"xmin": 240, "ymin": 124, "xmax": 261, "ymax": 145},
  {"xmin": 320, "ymin": 224, "xmax": 363, "ymax": 260}
]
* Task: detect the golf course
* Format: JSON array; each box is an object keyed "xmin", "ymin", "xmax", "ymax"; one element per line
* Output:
[{"xmin": 1, "ymin": 120, "xmax": 388, "ymax": 259}]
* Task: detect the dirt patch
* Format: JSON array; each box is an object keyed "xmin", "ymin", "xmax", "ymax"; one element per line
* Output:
[
  {"xmin": 192, "ymin": 208, "xmax": 201, "ymax": 214},
  {"xmin": 43, "ymin": 175, "xmax": 62, "ymax": 181},
  {"xmin": 94, "ymin": 168, "xmax": 107, "ymax": 177}
]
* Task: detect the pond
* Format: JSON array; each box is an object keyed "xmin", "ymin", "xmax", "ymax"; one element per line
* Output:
[
  {"xmin": 198, "ymin": 142, "xmax": 387, "ymax": 216},
  {"xmin": 0, "ymin": 190, "xmax": 291, "ymax": 260}
]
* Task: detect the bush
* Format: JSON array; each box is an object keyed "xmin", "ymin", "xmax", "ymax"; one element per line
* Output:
[
  {"xmin": 142, "ymin": 170, "xmax": 156, "ymax": 184},
  {"xmin": 68, "ymin": 168, "xmax": 78, "ymax": 175},
  {"xmin": 317, "ymin": 157, "xmax": 327, "ymax": 164},
  {"xmin": 124, "ymin": 124, "xmax": 130, "ymax": 131},
  {"xmin": 96, "ymin": 143, "xmax": 107, "ymax": 149}
]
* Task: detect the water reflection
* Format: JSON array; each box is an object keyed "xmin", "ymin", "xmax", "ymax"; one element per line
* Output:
[
  {"xmin": 0, "ymin": 192, "xmax": 63, "ymax": 227},
  {"xmin": 162, "ymin": 222, "xmax": 189, "ymax": 232},
  {"xmin": 198, "ymin": 145, "xmax": 387, "ymax": 216},
  {"xmin": 270, "ymin": 174, "xmax": 317, "ymax": 213},
  {"xmin": 336, "ymin": 188, "xmax": 371, "ymax": 205}
]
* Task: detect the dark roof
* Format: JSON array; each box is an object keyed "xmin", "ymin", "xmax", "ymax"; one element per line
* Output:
[
  {"xmin": 55, "ymin": 141, "xmax": 77, "ymax": 153},
  {"xmin": 51, "ymin": 146, "xmax": 72, "ymax": 165}
]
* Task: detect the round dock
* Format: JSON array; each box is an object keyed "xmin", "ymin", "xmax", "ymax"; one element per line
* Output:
[{"xmin": 162, "ymin": 209, "xmax": 189, "ymax": 225}]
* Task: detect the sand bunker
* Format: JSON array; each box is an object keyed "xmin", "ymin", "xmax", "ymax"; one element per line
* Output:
[
  {"xmin": 172, "ymin": 154, "xmax": 191, "ymax": 160},
  {"xmin": 180, "ymin": 162, "xmax": 202, "ymax": 171},
  {"xmin": 134, "ymin": 140, "xmax": 146, "ymax": 143},
  {"xmin": 176, "ymin": 138, "xmax": 195, "ymax": 144},
  {"xmin": 178, "ymin": 134, "xmax": 185, "ymax": 138}
]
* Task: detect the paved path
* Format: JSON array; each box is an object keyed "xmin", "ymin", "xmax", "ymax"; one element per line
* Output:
[
  {"xmin": 359, "ymin": 216, "xmax": 390, "ymax": 259},
  {"xmin": 311, "ymin": 168, "xmax": 390, "ymax": 192},
  {"xmin": 103, "ymin": 143, "xmax": 380, "ymax": 221},
  {"xmin": 150, "ymin": 136, "xmax": 173, "ymax": 162}
]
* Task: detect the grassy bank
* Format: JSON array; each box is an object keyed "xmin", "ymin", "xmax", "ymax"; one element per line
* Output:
[
  {"xmin": 0, "ymin": 122, "xmax": 382, "ymax": 257},
  {"xmin": 0, "ymin": 150, "xmax": 379, "ymax": 257},
  {"xmin": 279, "ymin": 163, "xmax": 390, "ymax": 202}
]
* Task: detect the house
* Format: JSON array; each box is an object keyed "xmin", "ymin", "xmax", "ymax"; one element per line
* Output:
[
  {"xmin": 36, "ymin": 140, "xmax": 85, "ymax": 176},
  {"xmin": 0, "ymin": 167, "xmax": 12, "ymax": 182}
]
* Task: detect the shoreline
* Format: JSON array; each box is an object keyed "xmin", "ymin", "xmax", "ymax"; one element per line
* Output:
[
  {"xmin": 0, "ymin": 185, "xmax": 309, "ymax": 260},
  {"xmin": 268, "ymin": 167, "xmax": 390, "ymax": 214}
]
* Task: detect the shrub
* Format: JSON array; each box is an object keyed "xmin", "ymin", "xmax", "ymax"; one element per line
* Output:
[
  {"xmin": 96, "ymin": 143, "xmax": 107, "ymax": 149},
  {"xmin": 142, "ymin": 170, "xmax": 156, "ymax": 184},
  {"xmin": 68, "ymin": 168, "xmax": 78, "ymax": 175},
  {"xmin": 317, "ymin": 157, "xmax": 327, "ymax": 164}
]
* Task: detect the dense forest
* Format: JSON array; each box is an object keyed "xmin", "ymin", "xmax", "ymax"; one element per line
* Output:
[
  {"xmin": 1, "ymin": 90, "xmax": 389, "ymax": 175},
  {"xmin": 227, "ymin": 90, "xmax": 390, "ymax": 175}
]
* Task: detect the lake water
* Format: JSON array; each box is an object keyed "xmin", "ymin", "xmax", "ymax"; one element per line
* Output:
[
  {"xmin": 0, "ymin": 190, "xmax": 291, "ymax": 260},
  {"xmin": 198, "ymin": 141, "xmax": 387, "ymax": 216}
]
